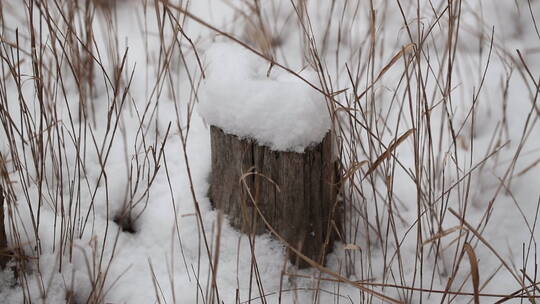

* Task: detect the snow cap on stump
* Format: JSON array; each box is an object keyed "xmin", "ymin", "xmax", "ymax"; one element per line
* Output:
[{"xmin": 198, "ymin": 42, "xmax": 331, "ymax": 152}]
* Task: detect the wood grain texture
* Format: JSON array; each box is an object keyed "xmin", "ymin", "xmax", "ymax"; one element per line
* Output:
[{"xmin": 209, "ymin": 126, "xmax": 341, "ymax": 268}]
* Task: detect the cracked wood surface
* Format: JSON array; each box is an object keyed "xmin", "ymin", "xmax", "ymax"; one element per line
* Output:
[{"xmin": 209, "ymin": 126, "xmax": 341, "ymax": 267}]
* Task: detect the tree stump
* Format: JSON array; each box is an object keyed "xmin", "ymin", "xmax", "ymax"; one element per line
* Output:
[{"xmin": 209, "ymin": 126, "xmax": 341, "ymax": 268}]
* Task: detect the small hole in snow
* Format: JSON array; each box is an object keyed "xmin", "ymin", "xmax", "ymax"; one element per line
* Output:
[
  {"xmin": 65, "ymin": 290, "xmax": 80, "ymax": 304},
  {"xmin": 113, "ymin": 213, "xmax": 136, "ymax": 234}
]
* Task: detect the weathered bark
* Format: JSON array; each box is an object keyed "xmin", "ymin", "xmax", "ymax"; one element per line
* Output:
[
  {"xmin": 209, "ymin": 126, "xmax": 341, "ymax": 268},
  {"xmin": 0, "ymin": 186, "xmax": 8, "ymax": 269}
]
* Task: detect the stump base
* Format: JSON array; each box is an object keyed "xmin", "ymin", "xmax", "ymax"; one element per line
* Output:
[{"xmin": 209, "ymin": 126, "xmax": 341, "ymax": 268}]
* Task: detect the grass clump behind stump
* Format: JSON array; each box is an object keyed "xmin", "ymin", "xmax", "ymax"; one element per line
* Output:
[{"xmin": 209, "ymin": 126, "xmax": 341, "ymax": 268}]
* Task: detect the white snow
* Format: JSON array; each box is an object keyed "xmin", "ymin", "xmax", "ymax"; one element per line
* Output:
[
  {"xmin": 0, "ymin": 0, "xmax": 539, "ymax": 303},
  {"xmin": 198, "ymin": 42, "xmax": 331, "ymax": 152}
]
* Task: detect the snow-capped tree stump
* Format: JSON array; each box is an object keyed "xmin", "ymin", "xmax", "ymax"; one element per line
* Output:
[{"xmin": 209, "ymin": 126, "xmax": 340, "ymax": 268}]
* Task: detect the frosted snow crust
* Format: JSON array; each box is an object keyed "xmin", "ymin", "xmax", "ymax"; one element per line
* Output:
[{"xmin": 198, "ymin": 42, "xmax": 331, "ymax": 152}]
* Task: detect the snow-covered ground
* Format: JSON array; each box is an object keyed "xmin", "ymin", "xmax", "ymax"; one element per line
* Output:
[{"xmin": 0, "ymin": 0, "xmax": 539, "ymax": 303}]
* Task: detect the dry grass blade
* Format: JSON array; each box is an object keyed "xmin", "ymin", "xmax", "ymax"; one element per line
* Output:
[
  {"xmin": 341, "ymin": 160, "xmax": 368, "ymax": 182},
  {"xmin": 421, "ymin": 225, "xmax": 465, "ymax": 246},
  {"xmin": 464, "ymin": 243, "xmax": 481, "ymax": 304},
  {"xmin": 449, "ymin": 209, "xmax": 537, "ymax": 303},
  {"xmin": 239, "ymin": 169, "xmax": 282, "ymax": 193},
  {"xmin": 364, "ymin": 128, "xmax": 415, "ymax": 178},
  {"xmin": 376, "ymin": 44, "xmax": 416, "ymax": 82},
  {"xmin": 356, "ymin": 43, "xmax": 415, "ymax": 100}
]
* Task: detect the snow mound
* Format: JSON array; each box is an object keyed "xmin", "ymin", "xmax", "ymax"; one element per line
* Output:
[{"xmin": 198, "ymin": 42, "xmax": 331, "ymax": 152}]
